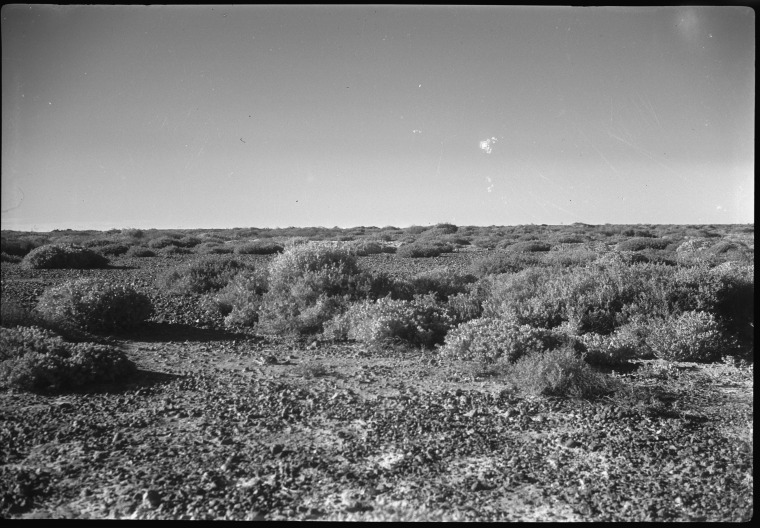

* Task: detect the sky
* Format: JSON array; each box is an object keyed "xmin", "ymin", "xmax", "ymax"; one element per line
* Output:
[{"xmin": 1, "ymin": 5, "xmax": 754, "ymax": 231}]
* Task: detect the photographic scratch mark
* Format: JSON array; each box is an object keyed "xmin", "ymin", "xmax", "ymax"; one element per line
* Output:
[
  {"xmin": 240, "ymin": 138, "xmax": 246, "ymax": 143},
  {"xmin": 1, "ymin": 185, "xmax": 24, "ymax": 213}
]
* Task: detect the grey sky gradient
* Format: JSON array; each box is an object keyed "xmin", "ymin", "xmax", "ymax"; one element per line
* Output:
[{"xmin": 1, "ymin": 5, "xmax": 754, "ymax": 231}]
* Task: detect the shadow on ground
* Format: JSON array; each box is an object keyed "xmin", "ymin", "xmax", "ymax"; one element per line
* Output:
[{"xmin": 115, "ymin": 322, "xmax": 253, "ymax": 343}]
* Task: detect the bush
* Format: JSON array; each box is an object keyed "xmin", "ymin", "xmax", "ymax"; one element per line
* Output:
[
  {"xmin": 233, "ymin": 241, "xmax": 284, "ymax": 255},
  {"xmin": 159, "ymin": 256, "xmax": 251, "ymax": 295},
  {"xmin": 159, "ymin": 245, "xmax": 193, "ymax": 256},
  {"xmin": 121, "ymin": 228, "xmax": 144, "ymax": 239},
  {"xmin": 1, "ymin": 237, "xmax": 43, "ymax": 257},
  {"xmin": 21, "ymin": 244, "xmax": 109, "ymax": 270},
  {"xmin": 147, "ymin": 236, "xmax": 178, "ymax": 249},
  {"xmin": 438, "ymin": 317, "xmax": 560, "ymax": 363},
  {"xmin": 616, "ymin": 237, "xmax": 671, "ymax": 251},
  {"xmin": 324, "ymin": 294, "xmax": 456, "ymax": 348},
  {"xmin": 0, "ymin": 326, "xmax": 136, "ymax": 391},
  {"xmin": 1, "ymin": 252, "xmax": 22, "ymax": 263},
  {"xmin": 504, "ymin": 346, "xmax": 614, "ymax": 398},
  {"xmin": 504, "ymin": 240, "xmax": 552, "ymax": 253},
  {"xmin": 407, "ymin": 269, "xmax": 477, "ymax": 301},
  {"xmin": 200, "ymin": 270, "xmax": 268, "ymax": 329},
  {"xmin": 396, "ymin": 242, "xmax": 448, "ymax": 258},
  {"xmin": 469, "ymin": 252, "xmax": 541, "ymax": 277},
  {"xmin": 96, "ymin": 243, "xmax": 129, "ymax": 256},
  {"xmin": 646, "ymin": 311, "xmax": 731, "ymax": 362},
  {"xmin": 35, "ymin": 279, "xmax": 153, "ymax": 334},
  {"xmin": 125, "ymin": 246, "xmax": 156, "ymax": 258},
  {"xmin": 257, "ymin": 243, "xmax": 363, "ymax": 335},
  {"xmin": 196, "ymin": 242, "xmax": 234, "ymax": 254}
]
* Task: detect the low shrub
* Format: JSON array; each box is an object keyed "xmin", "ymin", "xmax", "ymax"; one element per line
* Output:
[
  {"xmin": 257, "ymin": 243, "xmax": 363, "ymax": 335},
  {"xmin": 125, "ymin": 246, "xmax": 156, "ymax": 258},
  {"xmin": 438, "ymin": 317, "xmax": 560, "ymax": 363},
  {"xmin": 21, "ymin": 244, "xmax": 109, "ymax": 270},
  {"xmin": 196, "ymin": 243, "xmax": 234, "ymax": 254},
  {"xmin": 1, "ymin": 252, "xmax": 22, "ymax": 263},
  {"xmin": 407, "ymin": 268, "xmax": 477, "ymax": 301},
  {"xmin": 200, "ymin": 270, "xmax": 268, "ymax": 329},
  {"xmin": 397, "ymin": 242, "xmax": 450, "ymax": 258},
  {"xmin": 616, "ymin": 237, "xmax": 671, "ymax": 251},
  {"xmin": 504, "ymin": 346, "xmax": 615, "ymax": 398},
  {"xmin": 35, "ymin": 279, "xmax": 153, "ymax": 333},
  {"xmin": 159, "ymin": 256, "xmax": 251, "ymax": 295},
  {"xmin": 120, "ymin": 228, "xmax": 144, "ymax": 239},
  {"xmin": 0, "ymin": 326, "xmax": 136, "ymax": 391},
  {"xmin": 96, "ymin": 243, "xmax": 129, "ymax": 256},
  {"xmin": 159, "ymin": 246, "xmax": 193, "ymax": 256},
  {"xmin": 469, "ymin": 252, "xmax": 541, "ymax": 277},
  {"xmin": 1, "ymin": 237, "xmax": 46, "ymax": 257},
  {"xmin": 646, "ymin": 311, "xmax": 731, "ymax": 362},
  {"xmin": 323, "ymin": 294, "xmax": 456, "ymax": 348},
  {"xmin": 504, "ymin": 240, "xmax": 552, "ymax": 253},
  {"xmin": 233, "ymin": 241, "xmax": 284, "ymax": 255},
  {"xmin": 147, "ymin": 236, "xmax": 178, "ymax": 249}
]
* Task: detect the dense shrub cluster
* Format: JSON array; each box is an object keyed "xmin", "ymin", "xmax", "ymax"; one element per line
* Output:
[
  {"xmin": 233, "ymin": 241, "xmax": 284, "ymax": 255},
  {"xmin": 0, "ymin": 326, "xmax": 136, "ymax": 391},
  {"xmin": 22, "ymin": 244, "xmax": 109, "ymax": 270},
  {"xmin": 438, "ymin": 317, "xmax": 560, "ymax": 363},
  {"xmin": 125, "ymin": 246, "xmax": 156, "ymax": 258},
  {"xmin": 646, "ymin": 311, "xmax": 730, "ymax": 362},
  {"xmin": 159, "ymin": 257, "xmax": 251, "ymax": 295},
  {"xmin": 503, "ymin": 240, "xmax": 552, "ymax": 253},
  {"xmin": 396, "ymin": 242, "xmax": 451, "ymax": 258},
  {"xmin": 36, "ymin": 279, "xmax": 153, "ymax": 333},
  {"xmin": 257, "ymin": 243, "xmax": 364, "ymax": 335},
  {"xmin": 324, "ymin": 294, "xmax": 456, "ymax": 348},
  {"xmin": 616, "ymin": 237, "xmax": 671, "ymax": 251}
]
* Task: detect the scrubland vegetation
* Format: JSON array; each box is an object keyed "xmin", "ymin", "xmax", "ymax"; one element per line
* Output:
[{"xmin": 0, "ymin": 222, "xmax": 753, "ymax": 521}]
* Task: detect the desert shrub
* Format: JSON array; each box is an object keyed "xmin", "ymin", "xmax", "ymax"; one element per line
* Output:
[
  {"xmin": 621, "ymin": 228, "xmax": 655, "ymax": 238},
  {"xmin": 82, "ymin": 238, "xmax": 112, "ymax": 248},
  {"xmin": 0, "ymin": 238, "xmax": 31, "ymax": 257},
  {"xmin": 406, "ymin": 225, "xmax": 429, "ymax": 235},
  {"xmin": 616, "ymin": 237, "xmax": 671, "ymax": 251},
  {"xmin": 438, "ymin": 317, "xmax": 561, "ymax": 363},
  {"xmin": 549, "ymin": 234, "xmax": 587, "ymax": 244},
  {"xmin": 396, "ymin": 242, "xmax": 450, "ymax": 258},
  {"xmin": 349, "ymin": 240, "xmax": 395, "ymax": 256},
  {"xmin": 200, "ymin": 270, "xmax": 268, "ymax": 329},
  {"xmin": 0, "ymin": 326, "xmax": 136, "ymax": 391},
  {"xmin": 469, "ymin": 251, "xmax": 542, "ymax": 277},
  {"xmin": 708, "ymin": 240, "xmax": 747, "ymax": 255},
  {"xmin": 407, "ymin": 268, "xmax": 477, "ymax": 301},
  {"xmin": 432, "ymin": 222, "xmax": 458, "ymax": 234},
  {"xmin": 196, "ymin": 243, "xmax": 234, "ymax": 254},
  {"xmin": 504, "ymin": 346, "xmax": 615, "ymax": 398},
  {"xmin": 147, "ymin": 236, "xmax": 178, "ymax": 249},
  {"xmin": 471, "ymin": 236, "xmax": 499, "ymax": 249},
  {"xmin": 324, "ymin": 294, "xmax": 456, "ymax": 348},
  {"xmin": 1, "ymin": 252, "xmax": 22, "ymax": 263},
  {"xmin": 676, "ymin": 238, "xmax": 713, "ymax": 253},
  {"xmin": 233, "ymin": 241, "xmax": 284, "ymax": 255},
  {"xmin": 159, "ymin": 256, "xmax": 250, "ymax": 295},
  {"xmin": 573, "ymin": 331, "xmax": 639, "ymax": 366},
  {"xmin": 174, "ymin": 236, "xmax": 202, "ymax": 248},
  {"xmin": 96, "ymin": 243, "xmax": 129, "ymax": 256},
  {"xmin": 646, "ymin": 311, "xmax": 731, "ymax": 362},
  {"xmin": 539, "ymin": 248, "xmax": 598, "ymax": 268},
  {"xmin": 21, "ymin": 244, "xmax": 109, "ymax": 270},
  {"xmin": 504, "ymin": 240, "xmax": 551, "ymax": 253},
  {"xmin": 125, "ymin": 246, "xmax": 156, "ymax": 258},
  {"xmin": 35, "ymin": 279, "xmax": 153, "ymax": 334},
  {"xmin": 257, "ymin": 243, "xmax": 363, "ymax": 335},
  {"xmin": 121, "ymin": 228, "xmax": 144, "ymax": 239},
  {"xmin": 159, "ymin": 245, "xmax": 192, "ymax": 256}
]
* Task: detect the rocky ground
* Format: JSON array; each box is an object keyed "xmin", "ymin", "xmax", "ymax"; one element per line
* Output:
[{"xmin": 0, "ymin": 252, "xmax": 753, "ymax": 521}]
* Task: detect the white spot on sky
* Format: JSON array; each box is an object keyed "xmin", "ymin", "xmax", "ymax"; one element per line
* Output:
[
  {"xmin": 418, "ymin": 84, "xmax": 422, "ymax": 88},
  {"xmin": 412, "ymin": 129, "xmax": 422, "ymax": 134},
  {"xmin": 716, "ymin": 205, "xmax": 723, "ymax": 211},
  {"xmin": 479, "ymin": 137, "xmax": 498, "ymax": 154}
]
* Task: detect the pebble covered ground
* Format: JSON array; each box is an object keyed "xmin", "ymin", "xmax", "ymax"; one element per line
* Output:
[{"xmin": 0, "ymin": 252, "xmax": 753, "ymax": 521}]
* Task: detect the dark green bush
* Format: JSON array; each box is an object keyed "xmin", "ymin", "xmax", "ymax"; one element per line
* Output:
[
  {"xmin": 1, "ymin": 237, "xmax": 44, "ymax": 257},
  {"xmin": 22, "ymin": 244, "xmax": 109, "ymax": 270},
  {"xmin": 121, "ymin": 228, "xmax": 144, "ymax": 239},
  {"xmin": 159, "ymin": 256, "xmax": 251, "ymax": 295},
  {"xmin": 196, "ymin": 242, "xmax": 234, "ymax": 254},
  {"xmin": 646, "ymin": 311, "xmax": 731, "ymax": 362},
  {"xmin": 147, "ymin": 236, "xmax": 178, "ymax": 249},
  {"xmin": 0, "ymin": 326, "xmax": 136, "ymax": 391},
  {"xmin": 35, "ymin": 279, "xmax": 153, "ymax": 333},
  {"xmin": 407, "ymin": 269, "xmax": 477, "ymax": 302}
]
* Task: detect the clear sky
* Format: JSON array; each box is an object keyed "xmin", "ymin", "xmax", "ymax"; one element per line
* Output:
[{"xmin": 1, "ymin": 5, "xmax": 754, "ymax": 231}]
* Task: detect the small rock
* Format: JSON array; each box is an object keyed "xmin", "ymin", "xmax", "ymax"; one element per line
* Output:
[{"xmin": 142, "ymin": 489, "xmax": 161, "ymax": 508}]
